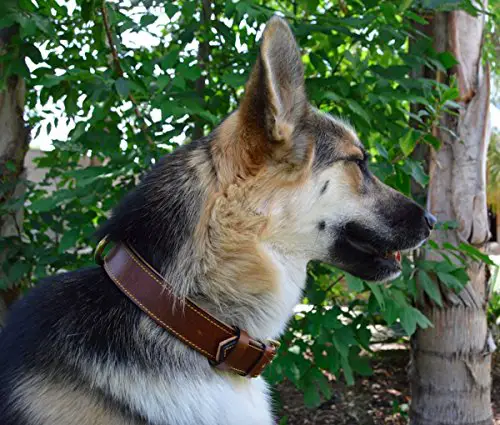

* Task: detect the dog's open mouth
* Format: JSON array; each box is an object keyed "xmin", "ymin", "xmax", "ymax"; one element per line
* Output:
[
  {"xmin": 383, "ymin": 251, "xmax": 401, "ymax": 263},
  {"xmin": 330, "ymin": 222, "xmax": 428, "ymax": 282},
  {"xmin": 346, "ymin": 236, "xmax": 402, "ymax": 266},
  {"xmin": 340, "ymin": 235, "xmax": 405, "ymax": 282}
]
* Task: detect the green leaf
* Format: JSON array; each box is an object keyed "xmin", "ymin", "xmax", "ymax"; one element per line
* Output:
[
  {"xmin": 172, "ymin": 75, "xmax": 186, "ymax": 90},
  {"xmin": 197, "ymin": 110, "xmax": 219, "ymax": 125},
  {"xmin": 140, "ymin": 14, "xmax": 157, "ymax": 26},
  {"xmin": 437, "ymin": 271, "xmax": 465, "ymax": 291},
  {"xmin": 221, "ymin": 72, "xmax": 247, "ymax": 88},
  {"xmin": 458, "ymin": 243, "xmax": 495, "ymax": 265},
  {"xmin": 178, "ymin": 62, "xmax": 202, "ymax": 81},
  {"xmin": 375, "ymin": 142, "xmax": 389, "ymax": 160},
  {"xmin": 400, "ymin": 129, "xmax": 416, "ymax": 157},
  {"xmin": 400, "ymin": 306, "xmax": 432, "ymax": 335},
  {"xmin": 371, "ymin": 65, "xmax": 409, "ymax": 80},
  {"xmin": 382, "ymin": 298, "xmax": 400, "ymax": 326},
  {"xmin": 165, "ymin": 3, "xmax": 178, "ymax": 17},
  {"xmin": 349, "ymin": 351, "xmax": 372, "ymax": 376},
  {"xmin": 156, "ymin": 74, "xmax": 172, "ymax": 91},
  {"xmin": 356, "ymin": 326, "xmax": 372, "ymax": 350},
  {"xmin": 278, "ymin": 417, "xmax": 289, "ymax": 425},
  {"xmin": 39, "ymin": 75, "xmax": 65, "ymax": 88},
  {"xmin": 305, "ymin": 274, "xmax": 326, "ymax": 305},
  {"xmin": 400, "ymin": 306, "xmax": 417, "ymax": 335},
  {"xmin": 30, "ymin": 197, "xmax": 59, "ymax": 212},
  {"xmin": 317, "ymin": 378, "xmax": 332, "ymax": 400},
  {"xmin": 323, "ymin": 307, "xmax": 343, "ymax": 330},
  {"xmin": 437, "ymin": 51, "xmax": 459, "ymax": 70},
  {"xmin": 332, "ymin": 326, "xmax": 356, "ymax": 358},
  {"xmin": 405, "ymin": 161, "xmax": 429, "ymax": 187},
  {"xmin": 115, "ymin": 78, "xmax": 130, "ymax": 98},
  {"xmin": 442, "ymin": 86, "xmax": 460, "ymax": 102},
  {"xmin": 160, "ymin": 48, "xmax": 181, "ymax": 69},
  {"xmin": 346, "ymin": 274, "xmax": 364, "ymax": 292},
  {"xmin": 323, "ymin": 91, "xmax": 342, "ymax": 102},
  {"xmin": 366, "ymin": 282, "xmax": 385, "ymax": 309},
  {"xmin": 340, "ymin": 354, "xmax": 354, "ymax": 385},
  {"xmin": 81, "ymin": 0, "xmax": 96, "ymax": 21},
  {"xmin": 8, "ymin": 262, "xmax": 31, "ymax": 283},
  {"xmin": 284, "ymin": 359, "xmax": 302, "ymax": 383},
  {"xmin": 58, "ymin": 229, "xmax": 80, "ymax": 254},
  {"xmin": 405, "ymin": 10, "xmax": 429, "ymax": 24},
  {"xmin": 417, "ymin": 270, "xmax": 443, "ymax": 306},
  {"xmin": 399, "ymin": 0, "xmax": 414, "ymax": 12},
  {"xmin": 303, "ymin": 384, "xmax": 321, "ymax": 408},
  {"xmin": 346, "ymin": 99, "xmax": 371, "ymax": 124},
  {"xmin": 5, "ymin": 160, "xmax": 17, "ymax": 172},
  {"xmin": 325, "ymin": 347, "xmax": 340, "ymax": 374},
  {"xmin": 423, "ymin": 134, "xmax": 441, "ymax": 149},
  {"xmin": 412, "ymin": 308, "xmax": 433, "ymax": 329}
]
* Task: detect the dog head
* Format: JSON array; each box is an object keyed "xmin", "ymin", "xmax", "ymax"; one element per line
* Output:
[{"xmin": 209, "ymin": 16, "xmax": 435, "ymax": 283}]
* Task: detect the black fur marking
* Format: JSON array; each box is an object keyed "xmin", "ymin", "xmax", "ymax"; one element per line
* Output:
[
  {"xmin": 95, "ymin": 136, "xmax": 212, "ymax": 274},
  {"xmin": 0, "ymin": 268, "xmax": 145, "ymax": 423},
  {"xmin": 310, "ymin": 113, "xmax": 351, "ymax": 170},
  {"xmin": 318, "ymin": 221, "xmax": 326, "ymax": 231},
  {"xmin": 327, "ymin": 195, "xmax": 431, "ymax": 282},
  {"xmin": 0, "ymin": 136, "xmax": 218, "ymax": 423},
  {"xmin": 320, "ymin": 181, "xmax": 329, "ymax": 195},
  {"xmin": 0, "ymin": 265, "xmax": 211, "ymax": 423}
]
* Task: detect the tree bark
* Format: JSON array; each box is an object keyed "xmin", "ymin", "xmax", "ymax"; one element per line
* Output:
[
  {"xmin": 0, "ymin": 26, "xmax": 30, "ymax": 326},
  {"xmin": 409, "ymin": 4, "xmax": 494, "ymax": 425}
]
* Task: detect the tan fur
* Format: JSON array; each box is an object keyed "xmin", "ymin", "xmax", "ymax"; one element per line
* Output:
[
  {"xmin": 338, "ymin": 138, "xmax": 364, "ymax": 159},
  {"xmin": 212, "ymin": 112, "xmax": 267, "ymax": 185},
  {"xmin": 187, "ymin": 147, "xmax": 218, "ymax": 192},
  {"xmin": 344, "ymin": 162, "xmax": 364, "ymax": 193},
  {"xmin": 195, "ymin": 124, "xmax": 315, "ymax": 296},
  {"xmin": 13, "ymin": 374, "xmax": 141, "ymax": 425}
]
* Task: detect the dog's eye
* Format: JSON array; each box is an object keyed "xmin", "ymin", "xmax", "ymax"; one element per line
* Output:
[
  {"xmin": 354, "ymin": 153, "xmax": 370, "ymax": 170},
  {"xmin": 353, "ymin": 158, "xmax": 365, "ymax": 170}
]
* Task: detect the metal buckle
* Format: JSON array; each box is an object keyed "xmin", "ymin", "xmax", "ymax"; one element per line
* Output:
[
  {"xmin": 265, "ymin": 338, "xmax": 281, "ymax": 350},
  {"xmin": 210, "ymin": 327, "xmax": 241, "ymax": 370},
  {"xmin": 94, "ymin": 235, "xmax": 110, "ymax": 266}
]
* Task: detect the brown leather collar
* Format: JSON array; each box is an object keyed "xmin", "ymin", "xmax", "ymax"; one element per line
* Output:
[{"xmin": 96, "ymin": 239, "xmax": 279, "ymax": 378}]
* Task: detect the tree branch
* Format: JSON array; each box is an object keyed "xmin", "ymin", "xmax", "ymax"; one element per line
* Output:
[
  {"xmin": 100, "ymin": 0, "xmax": 154, "ymax": 147},
  {"xmin": 192, "ymin": 0, "xmax": 211, "ymax": 141}
]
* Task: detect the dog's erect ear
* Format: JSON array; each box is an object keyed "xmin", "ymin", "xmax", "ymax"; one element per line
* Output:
[{"xmin": 240, "ymin": 16, "xmax": 308, "ymax": 162}]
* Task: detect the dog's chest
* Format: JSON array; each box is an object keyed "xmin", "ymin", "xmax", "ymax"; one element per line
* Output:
[
  {"xmin": 99, "ymin": 365, "xmax": 273, "ymax": 425},
  {"xmin": 260, "ymin": 245, "xmax": 308, "ymax": 336}
]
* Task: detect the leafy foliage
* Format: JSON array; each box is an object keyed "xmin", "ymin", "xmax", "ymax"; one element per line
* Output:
[{"xmin": 0, "ymin": 0, "xmax": 493, "ymax": 409}]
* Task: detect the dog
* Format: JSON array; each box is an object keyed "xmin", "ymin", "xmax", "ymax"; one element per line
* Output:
[{"xmin": 0, "ymin": 16, "xmax": 435, "ymax": 425}]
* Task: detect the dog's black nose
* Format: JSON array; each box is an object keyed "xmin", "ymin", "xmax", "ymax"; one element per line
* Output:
[{"xmin": 424, "ymin": 211, "xmax": 437, "ymax": 229}]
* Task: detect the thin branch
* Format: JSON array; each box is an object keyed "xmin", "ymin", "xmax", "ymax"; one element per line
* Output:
[
  {"xmin": 193, "ymin": 0, "xmax": 211, "ymax": 141},
  {"xmin": 100, "ymin": 0, "xmax": 154, "ymax": 146},
  {"xmin": 324, "ymin": 274, "xmax": 345, "ymax": 295}
]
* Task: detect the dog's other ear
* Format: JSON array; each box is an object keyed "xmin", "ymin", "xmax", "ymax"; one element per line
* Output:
[{"xmin": 240, "ymin": 16, "xmax": 308, "ymax": 163}]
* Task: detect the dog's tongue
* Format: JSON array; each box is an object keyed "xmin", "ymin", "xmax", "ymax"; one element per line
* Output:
[{"xmin": 395, "ymin": 251, "xmax": 401, "ymax": 262}]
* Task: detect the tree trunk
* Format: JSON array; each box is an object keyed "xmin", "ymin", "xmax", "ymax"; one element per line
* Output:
[
  {"xmin": 0, "ymin": 26, "xmax": 30, "ymax": 326},
  {"xmin": 409, "ymin": 5, "xmax": 494, "ymax": 425}
]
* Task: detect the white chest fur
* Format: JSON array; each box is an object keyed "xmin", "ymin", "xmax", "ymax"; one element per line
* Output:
[
  {"xmin": 259, "ymin": 244, "xmax": 308, "ymax": 338},
  {"xmin": 90, "ymin": 361, "xmax": 273, "ymax": 425}
]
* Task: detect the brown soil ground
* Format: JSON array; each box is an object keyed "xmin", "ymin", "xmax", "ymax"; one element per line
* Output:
[{"xmin": 278, "ymin": 348, "xmax": 499, "ymax": 425}]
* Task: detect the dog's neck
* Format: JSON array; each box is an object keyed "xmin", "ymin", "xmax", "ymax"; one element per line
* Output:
[
  {"xmin": 188, "ymin": 245, "xmax": 308, "ymax": 340},
  {"xmin": 97, "ymin": 137, "xmax": 307, "ymax": 341}
]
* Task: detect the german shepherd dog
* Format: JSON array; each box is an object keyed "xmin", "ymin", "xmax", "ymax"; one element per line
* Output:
[{"xmin": 0, "ymin": 16, "xmax": 435, "ymax": 425}]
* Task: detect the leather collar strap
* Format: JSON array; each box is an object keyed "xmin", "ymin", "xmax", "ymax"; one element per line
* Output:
[{"xmin": 101, "ymin": 242, "xmax": 278, "ymax": 378}]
